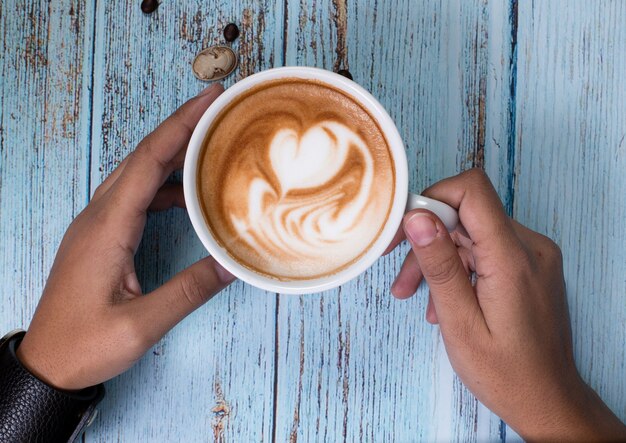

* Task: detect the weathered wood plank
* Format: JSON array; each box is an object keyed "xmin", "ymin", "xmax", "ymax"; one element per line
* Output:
[
  {"xmin": 277, "ymin": 1, "xmax": 513, "ymax": 441},
  {"xmin": 83, "ymin": 1, "xmax": 284, "ymax": 441},
  {"xmin": 514, "ymin": 0, "xmax": 626, "ymax": 424},
  {"xmin": 0, "ymin": 1, "xmax": 93, "ymax": 338},
  {"xmin": 5, "ymin": 1, "xmax": 624, "ymax": 441}
]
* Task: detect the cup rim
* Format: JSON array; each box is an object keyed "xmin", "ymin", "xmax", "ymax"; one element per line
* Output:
[{"xmin": 183, "ymin": 66, "xmax": 408, "ymax": 294}]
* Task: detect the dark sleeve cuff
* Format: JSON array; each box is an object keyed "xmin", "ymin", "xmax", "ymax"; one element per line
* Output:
[{"xmin": 0, "ymin": 330, "xmax": 105, "ymax": 443}]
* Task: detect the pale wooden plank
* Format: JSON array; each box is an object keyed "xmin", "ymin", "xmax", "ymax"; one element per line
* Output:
[
  {"xmin": 10, "ymin": 2, "xmax": 623, "ymax": 441},
  {"xmin": 484, "ymin": 3, "xmax": 519, "ymax": 441},
  {"xmin": 277, "ymin": 1, "xmax": 512, "ymax": 441},
  {"xmin": 0, "ymin": 2, "xmax": 93, "ymax": 337},
  {"xmin": 83, "ymin": 1, "xmax": 284, "ymax": 441},
  {"xmin": 514, "ymin": 0, "xmax": 626, "ymax": 426}
]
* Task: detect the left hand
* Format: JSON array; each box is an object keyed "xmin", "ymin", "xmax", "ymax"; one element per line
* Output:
[{"xmin": 16, "ymin": 84, "xmax": 235, "ymax": 391}]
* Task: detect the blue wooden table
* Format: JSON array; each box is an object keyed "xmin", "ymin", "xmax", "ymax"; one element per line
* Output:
[{"xmin": 1, "ymin": 1, "xmax": 625, "ymax": 441}]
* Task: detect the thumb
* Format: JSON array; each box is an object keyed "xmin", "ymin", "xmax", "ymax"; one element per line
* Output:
[
  {"xmin": 403, "ymin": 210, "xmax": 485, "ymax": 338},
  {"xmin": 131, "ymin": 257, "xmax": 236, "ymax": 342}
]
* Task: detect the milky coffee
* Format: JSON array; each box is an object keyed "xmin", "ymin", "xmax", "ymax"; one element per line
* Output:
[{"xmin": 197, "ymin": 78, "xmax": 395, "ymax": 280}]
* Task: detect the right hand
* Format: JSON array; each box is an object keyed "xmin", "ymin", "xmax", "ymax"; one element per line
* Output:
[{"xmin": 387, "ymin": 169, "xmax": 626, "ymax": 441}]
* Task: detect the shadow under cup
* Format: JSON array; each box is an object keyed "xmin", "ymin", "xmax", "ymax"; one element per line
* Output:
[{"xmin": 183, "ymin": 67, "xmax": 408, "ymax": 294}]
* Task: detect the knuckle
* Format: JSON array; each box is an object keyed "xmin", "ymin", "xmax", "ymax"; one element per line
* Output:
[
  {"xmin": 63, "ymin": 206, "xmax": 101, "ymax": 242},
  {"xmin": 465, "ymin": 168, "xmax": 490, "ymax": 185},
  {"xmin": 135, "ymin": 139, "xmax": 167, "ymax": 169},
  {"xmin": 531, "ymin": 234, "xmax": 563, "ymax": 265},
  {"xmin": 544, "ymin": 239, "xmax": 563, "ymax": 264},
  {"xmin": 172, "ymin": 105, "xmax": 191, "ymax": 124},
  {"xmin": 65, "ymin": 207, "xmax": 88, "ymax": 231},
  {"xmin": 178, "ymin": 272, "xmax": 208, "ymax": 308},
  {"xmin": 88, "ymin": 200, "xmax": 116, "ymax": 228},
  {"xmin": 134, "ymin": 139, "xmax": 151, "ymax": 158},
  {"xmin": 423, "ymin": 253, "xmax": 463, "ymax": 286},
  {"xmin": 92, "ymin": 184, "xmax": 106, "ymax": 200},
  {"xmin": 445, "ymin": 309, "xmax": 483, "ymax": 347},
  {"xmin": 168, "ymin": 107, "xmax": 194, "ymax": 138}
]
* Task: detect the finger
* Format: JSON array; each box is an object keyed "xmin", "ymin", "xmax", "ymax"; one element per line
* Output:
[
  {"xmin": 424, "ymin": 246, "xmax": 472, "ymax": 326},
  {"xmin": 148, "ymin": 183, "xmax": 185, "ymax": 211},
  {"xmin": 450, "ymin": 229, "xmax": 473, "ymax": 250},
  {"xmin": 403, "ymin": 209, "xmax": 488, "ymax": 339},
  {"xmin": 422, "ymin": 168, "xmax": 525, "ymax": 276},
  {"xmin": 391, "ymin": 252, "xmax": 423, "ymax": 299},
  {"xmin": 425, "ymin": 292, "xmax": 438, "ymax": 324},
  {"xmin": 91, "ymin": 156, "xmax": 130, "ymax": 201},
  {"xmin": 105, "ymin": 84, "xmax": 224, "ymax": 248},
  {"xmin": 130, "ymin": 257, "xmax": 236, "ymax": 342},
  {"xmin": 457, "ymin": 246, "xmax": 476, "ymax": 273},
  {"xmin": 383, "ymin": 226, "xmax": 406, "ymax": 255}
]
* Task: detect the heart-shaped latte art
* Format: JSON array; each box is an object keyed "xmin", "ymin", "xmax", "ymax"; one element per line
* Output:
[
  {"xmin": 233, "ymin": 120, "xmax": 375, "ymax": 260},
  {"xmin": 269, "ymin": 123, "xmax": 350, "ymax": 194}
]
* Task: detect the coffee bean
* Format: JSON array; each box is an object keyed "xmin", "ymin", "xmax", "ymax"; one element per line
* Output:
[
  {"xmin": 223, "ymin": 23, "xmax": 240, "ymax": 42},
  {"xmin": 192, "ymin": 46, "xmax": 238, "ymax": 81},
  {"xmin": 141, "ymin": 0, "xmax": 159, "ymax": 14},
  {"xmin": 337, "ymin": 69, "xmax": 353, "ymax": 80}
]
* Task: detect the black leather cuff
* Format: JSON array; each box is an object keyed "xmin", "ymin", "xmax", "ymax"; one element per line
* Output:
[{"xmin": 0, "ymin": 330, "xmax": 105, "ymax": 443}]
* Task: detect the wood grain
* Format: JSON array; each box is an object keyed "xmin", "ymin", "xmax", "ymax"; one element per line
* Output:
[
  {"xmin": 2, "ymin": 0, "xmax": 625, "ymax": 441},
  {"xmin": 514, "ymin": 0, "xmax": 626, "ymax": 423},
  {"xmin": 277, "ymin": 1, "xmax": 513, "ymax": 441},
  {"xmin": 84, "ymin": 1, "xmax": 284, "ymax": 441},
  {"xmin": 0, "ymin": 1, "xmax": 93, "ymax": 338}
]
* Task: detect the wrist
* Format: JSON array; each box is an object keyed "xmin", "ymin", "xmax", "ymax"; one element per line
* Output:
[
  {"xmin": 16, "ymin": 334, "xmax": 76, "ymax": 392},
  {"xmin": 0, "ymin": 330, "xmax": 104, "ymax": 442},
  {"xmin": 572, "ymin": 383, "xmax": 626, "ymax": 440},
  {"xmin": 518, "ymin": 376, "xmax": 626, "ymax": 441}
]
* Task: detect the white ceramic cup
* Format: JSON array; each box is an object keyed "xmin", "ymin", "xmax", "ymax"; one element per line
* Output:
[{"xmin": 184, "ymin": 67, "xmax": 458, "ymax": 294}]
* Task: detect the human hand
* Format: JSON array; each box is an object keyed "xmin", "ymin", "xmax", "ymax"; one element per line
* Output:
[
  {"xmin": 16, "ymin": 84, "xmax": 236, "ymax": 391},
  {"xmin": 388, "ymin": 169, "xmax": 626, "ymax": 440}
]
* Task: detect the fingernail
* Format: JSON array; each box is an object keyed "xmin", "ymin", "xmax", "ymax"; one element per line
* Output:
[
  {"xmin": 214, "ymin": 260, "xmax": 236, "ymax": 284},
  {"xmin": 405, "ymin": 213, "xmax": 438, "ymax": 247},
  {"xmin": 197, "ymin": 83, "xmax": 223, "ymax": 97}
]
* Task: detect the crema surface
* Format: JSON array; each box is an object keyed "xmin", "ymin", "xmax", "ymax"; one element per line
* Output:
[{"xmin": 198, "ymin": 78, "xmax": 395, "ymax": 280}]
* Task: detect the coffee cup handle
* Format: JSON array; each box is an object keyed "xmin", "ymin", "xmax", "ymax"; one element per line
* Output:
[{"xmin": 406, "ymin": 193, "xmax": 459, "ymax": 232}]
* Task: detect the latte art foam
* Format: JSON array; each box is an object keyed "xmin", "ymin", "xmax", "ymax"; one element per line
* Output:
[
  {"xmin": 198, "ymin": 79, "xmax": 395, "ymax": 280},
  {"xmin": 235, "ymin": 120, "xmax": 374, "ymax": 259}
]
